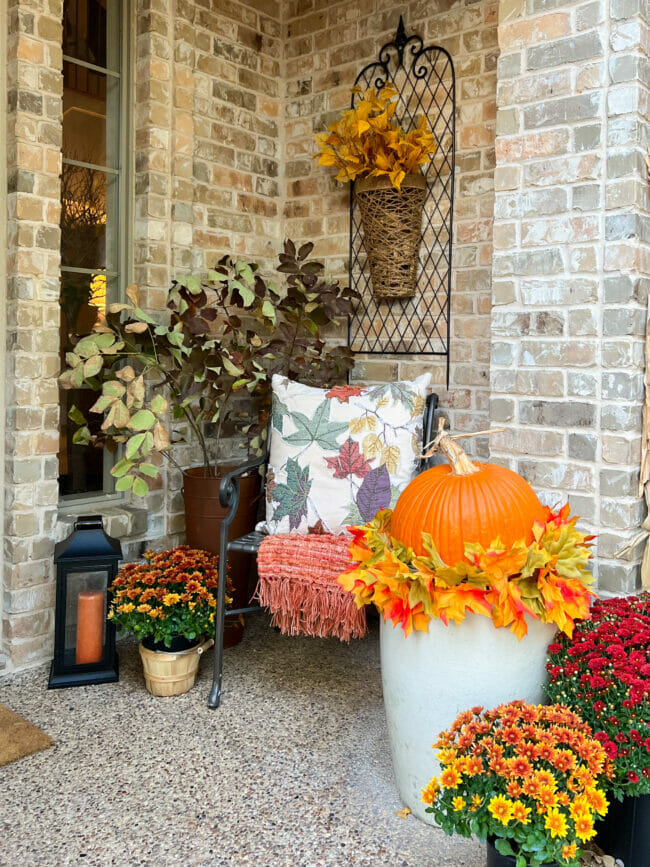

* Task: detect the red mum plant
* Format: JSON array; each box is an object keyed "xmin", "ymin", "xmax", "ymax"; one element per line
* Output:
[
  {"xmin": 423, "ymin": 702, "xmax": 611, "ymax": 867},
  {"xmin": 108, "ymin": 546, "xmax": 231, "ymax": 648},
  {"xmin": 546, "ymin": 593, "xmax": 650, "ymax": 799}
]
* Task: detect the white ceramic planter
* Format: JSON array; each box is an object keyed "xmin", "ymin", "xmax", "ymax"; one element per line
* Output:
[{"xmin": 380, "ymin": 613, "xmax": 555, "ymax": 824}]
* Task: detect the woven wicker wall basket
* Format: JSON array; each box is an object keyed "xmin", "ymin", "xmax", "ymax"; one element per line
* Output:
[{"xmin": 355, "ymin": 172, "xmax": 426, "ymax": 300}]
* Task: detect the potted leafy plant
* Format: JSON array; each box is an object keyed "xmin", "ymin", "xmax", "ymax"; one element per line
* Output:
[
  {"xmin": 338, "ymin": 420, "xmax": 595, "ymax": 822},
  {"xmin": 108, "ymin": 546, "xmax": 227, "ymax": 696},
  {"xmin": 314, "ymin": 83, "xmax": 437, "ymax": 299},
  {"xmin": 60, "ymin": 240, "xmax": 357, "ymax": 641},
  {"xmin": 422, "ymin": 701, "xmax": 611, "ymax": 867},
  {"xmin": 546, "ymin": 593, "xmax": 650, "ymax": 865}
]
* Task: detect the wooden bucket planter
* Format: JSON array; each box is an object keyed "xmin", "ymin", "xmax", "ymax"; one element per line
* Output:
[{"xmin": 139, "ymin": 638, "xmax": 214, "ymax": 697}]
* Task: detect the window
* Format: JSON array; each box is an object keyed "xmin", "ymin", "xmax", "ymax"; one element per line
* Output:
[{"xmin": 59, "ymin": 0, "xmax": 129, "ymax": 498}]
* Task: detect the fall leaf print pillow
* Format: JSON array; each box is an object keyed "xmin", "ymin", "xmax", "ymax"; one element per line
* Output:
[{"xmin": 259, "ymin": 373, "xmax": 432, "ymax": 536}]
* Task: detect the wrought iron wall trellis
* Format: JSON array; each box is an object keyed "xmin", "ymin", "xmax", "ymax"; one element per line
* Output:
[{"xmin": 348, "ymin": 18, "xmax": 455, "ymax": 385}]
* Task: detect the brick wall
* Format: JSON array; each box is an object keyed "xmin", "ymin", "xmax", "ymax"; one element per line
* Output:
[
  {"xmin": 2, "ymin": 0, "xmax": 285, "ymax": 671},
  {"xmin": 3, "ymin": 0, "xmax": 649, "ymax": 672},
  {"xmin": 3, "ymin": 0, "xmax": 63, "ymax": 668},
  {"xmin": 490, "ymin": 0, "xmax": 650, "ymax": 590},
  {"xmin": 131, "ymin": 0, "xmax": 284, "ymax": 545},
  {"xmin": 284, "ymin": 0, "xmax": 498, "ymax": 454}
]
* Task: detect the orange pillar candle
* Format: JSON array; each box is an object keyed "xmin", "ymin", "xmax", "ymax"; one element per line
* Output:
[{"xmin": 76, "ymin": 590, "xmax": 104, "ymax": 664}]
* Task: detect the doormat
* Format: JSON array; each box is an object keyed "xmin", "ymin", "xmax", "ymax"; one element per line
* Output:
[{"xmin": 0, "ymin": 703, "xmax": 53, "ymax": 767}]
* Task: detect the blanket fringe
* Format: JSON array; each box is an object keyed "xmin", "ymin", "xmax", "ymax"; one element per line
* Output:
[{"xmin": 255, "ymin": 534, "xmax": 367, "ymax": 642}]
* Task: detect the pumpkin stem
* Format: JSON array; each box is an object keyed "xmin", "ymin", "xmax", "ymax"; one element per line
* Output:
[{"xmin": 427, "ymin": 418, "xmax": 481, "ymax": 476}]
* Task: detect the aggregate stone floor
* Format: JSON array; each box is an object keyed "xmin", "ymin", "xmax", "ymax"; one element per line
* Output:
[{"xmin": 0, "ymin": 616, "xmax": 484, "ymax": 867}]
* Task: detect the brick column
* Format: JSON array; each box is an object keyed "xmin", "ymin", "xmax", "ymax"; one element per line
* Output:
[
  {"xmin": 491, "ymin": 0, "xmax": 649, "ymax": 592},
  {"xmin": 3, "ymin": 0, "xmax": 63, "ymax": 666}
]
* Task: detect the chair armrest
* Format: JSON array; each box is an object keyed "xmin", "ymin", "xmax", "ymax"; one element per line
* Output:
[{"xmin": 219, "ymin": 454, "xmax": 267, "ymax": 510}]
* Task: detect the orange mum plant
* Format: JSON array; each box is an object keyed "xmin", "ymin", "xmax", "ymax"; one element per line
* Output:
[
  {"xmin": 338, "ymin": 504, "xmax": 594, "ymax": 640},
  {"xmin": 314, "ymin": 83, "xmax": 437, "ymax": 190},
  {"xmin": 108, "ymin": 546, "xmax": 231, "ymax": 648},
  {"xmin": 422, "ymin": 701, "xmax": 611, "ymax": 867}
]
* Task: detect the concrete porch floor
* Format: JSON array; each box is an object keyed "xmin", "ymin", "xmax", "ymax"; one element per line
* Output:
[{"xmin": 0, "ymin": 615, "xmax": 484, "ymax": 866}]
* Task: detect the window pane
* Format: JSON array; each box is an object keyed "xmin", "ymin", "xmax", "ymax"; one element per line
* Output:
[
  {"xmin": 60, "ymin": 164, "xmax": 118, "ymax": 271},
  {"xmin": 63, "ymin": 62, "xmax": 120, "ymax": 169},
  {"xmin": 63, "ymin": 0, "xmax": 118, "ymax": 71},
  {"xmin": 59, "ymin": 272, "xmax": 115, "ymax": 497},
  {"xmin": 61, "ymin": 270, "xmax": 110, "ymax": 336},
  {"xmin": 60, "ymin": 0, "xmax": 124, "ymax": 500}
]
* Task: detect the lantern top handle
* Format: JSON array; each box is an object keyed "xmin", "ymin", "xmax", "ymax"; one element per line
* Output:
[
  {"xmin": 55, "ymin": 514, "xmax": 122, "ymax": 562},
  {"xmin": 74, "ymin": 515, "xmax": 104, "ymax": 531}
]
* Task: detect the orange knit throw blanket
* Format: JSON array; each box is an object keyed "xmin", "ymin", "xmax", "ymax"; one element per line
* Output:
[{"xmin": 256, "ymin": 534, "xmax": 367, "ymax": 642}]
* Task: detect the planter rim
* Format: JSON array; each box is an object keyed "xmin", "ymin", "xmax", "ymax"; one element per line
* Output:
[
  {"xmin": 182, "ymin": 464, "xmax": 256, "ymax": 479},
  {"xmin": 139, "ymin": 637, "xmax": 213, "ymax": 658},
  {"xmin": 355, "ymin": 172, "xmax": 426, "ymax": 193}
]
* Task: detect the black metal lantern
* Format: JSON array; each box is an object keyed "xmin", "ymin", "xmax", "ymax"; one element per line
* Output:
[{"xmin": 48, "ymin": 515, "xmax": 121, "ymax": 688}]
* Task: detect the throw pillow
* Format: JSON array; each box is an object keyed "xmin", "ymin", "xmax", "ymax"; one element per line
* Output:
[{"xmin": 260, "ymin": 373, "xmax": 432, "ymax": 535}]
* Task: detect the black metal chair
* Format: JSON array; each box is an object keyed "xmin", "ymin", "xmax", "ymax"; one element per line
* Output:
[{"xmin": 207, "ymin": 392, "xmax": 439, "ymax": 708}]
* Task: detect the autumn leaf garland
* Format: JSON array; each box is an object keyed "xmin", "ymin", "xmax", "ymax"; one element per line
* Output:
[{"xmin": 338, "ymin": 505, "xmax": 595, "ymax": 639}]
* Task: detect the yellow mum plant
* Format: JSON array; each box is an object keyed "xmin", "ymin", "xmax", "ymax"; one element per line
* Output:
[
  {"xmin": 423, "ymin": 701, "xmax": 612, "ymax": 867},
  {"xmin": 314, "ymin": 84, "xmax": 437, "ymax": 190},
  {"xmin": 108, "ymin": 546, "xmax": 231, "ymax": 648}
]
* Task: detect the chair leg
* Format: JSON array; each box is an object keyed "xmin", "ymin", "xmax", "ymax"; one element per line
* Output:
[{"xmin": 207, "ymin": 518, "xmax": 231, "ymax": 709}]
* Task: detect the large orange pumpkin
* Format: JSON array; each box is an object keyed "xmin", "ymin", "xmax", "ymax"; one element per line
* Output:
[{"xmin": 391, "ymin": 420, "xmax": 546, "ymax": 566}]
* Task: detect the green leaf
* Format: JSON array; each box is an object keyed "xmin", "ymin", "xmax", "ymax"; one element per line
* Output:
[
  {"xmin": 231, "ymin": 280, "xmax": 255, "ymax": 306},
  {"xmin": 139, "ymin": 463, "xmax": 159, "ymax": 478},
  {"xmin": 103, "ymin": 381, "xmax": 126, "ymax": 398},
  {"xmin": 133, "ymin": 307, "xmax": 156, "ymax": 324},
  {"xmin": 112, "ymin": 400, "xmax": 131, "ymax": 428},
  {"xmin": 235, "ymin": 261, "xmax": 254, "ymax": 284},
  {"xmin": 94, "ymin": 332, "xmax": 116, "ymax": 351},
  {"xmin": 126, "ymin": 432, "xmax": 146, "ymax": 460},
  {"xmin": 262, "ymin": 300, "xmax": 276, "ymax": 324},
  {"xmin": 495, "ymin": 839, "xmax": 515, "ymax": 857},
  {"xmin": 70, "ymin": 364, "xmax": 85, "ymax": 389},
  {"xmin": 89, "ymin": 394, "xmax": 114, "ymax": 414},
  {"xmin": 68, "ymin": 405, "xmax": 87, "ymax": 426},
  {"xmin": 83, "ymin": 355, "xmax": 103, "ymax": 378},
  {"xmin": 115, "ymin": 475, "xmax": 134, "ymax": 491},
  {"xmin": 112, "ymin": 458, "xmax": 134, "ymax": 478},
  {"xmin": 151, "ymin": 394, "xmax": 167, "ymax": 414},
  {"xmin": 184, "ymin": 274, "xmax": 202, "ymax": 294},
  {"xmin": 141, "ymin": 431, "xmax": 154, "ymax": 455},
  {"xmin": 129, "ymin": 409, "xmax": 156, "ymax": 431},
  {"xmin": 75, "ymin": 337, "xmax": 99, "ymax": 359},
  {"xmin": 222, "ymin": 357, "xmax": 243, "ymax": 377},
  {"xmin": 167, "ymin": 330, "xmax": 184, "ymax": 347},
  {"xmin": 72, "ymin": 426, "xmax": 91, "ymax": 445},
  {"xmin": 132, "ymin": 477, "xmax": 149, "ymax": 497}
]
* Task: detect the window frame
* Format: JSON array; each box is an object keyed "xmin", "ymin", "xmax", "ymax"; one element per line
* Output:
[{"xmin": 59, "ymin": 0, "xmax": 134, "ymax": 506}]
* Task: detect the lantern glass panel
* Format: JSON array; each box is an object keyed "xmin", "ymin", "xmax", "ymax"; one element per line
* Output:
[{"xmin": 64, "ymin": 570, "xmax": 109, "ymax": 665}]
